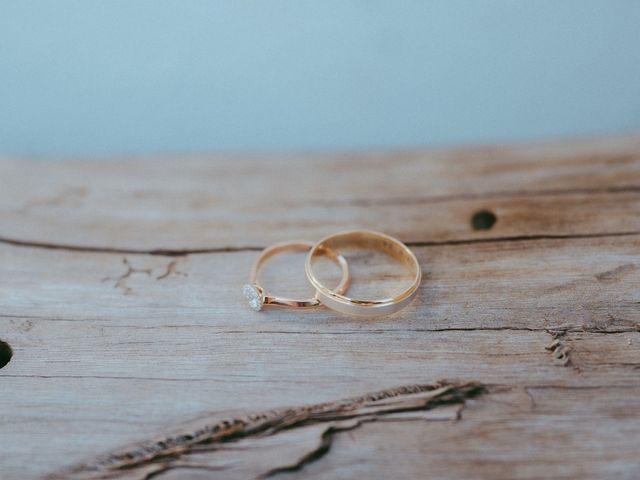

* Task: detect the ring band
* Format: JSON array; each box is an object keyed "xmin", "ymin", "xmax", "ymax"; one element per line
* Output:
[
  {"xmin": 244, "ymin": 241, "xmax": 351, "ymax": 311},
  {"xmin": 305, "ymin": 230, "xmax": 421, "ymax": 316}
]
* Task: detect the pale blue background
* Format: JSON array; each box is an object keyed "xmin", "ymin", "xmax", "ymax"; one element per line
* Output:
[{"xmin": 1, "ymin": 1, "xmax": 639, "ymax": 157}]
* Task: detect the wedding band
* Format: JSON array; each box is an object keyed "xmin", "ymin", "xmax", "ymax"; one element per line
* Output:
[
  {"xmin": 305, "ymin": 230, "xmax": 421, "ymax": 316},
  {"xmin": 243, "ymin": 241, "xmax": 350, "ymax": 311}
]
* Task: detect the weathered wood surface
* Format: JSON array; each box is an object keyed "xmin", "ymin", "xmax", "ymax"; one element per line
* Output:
[{"xmin": 1, "ymin": 135, "xmax": 639, "ymax": 479}]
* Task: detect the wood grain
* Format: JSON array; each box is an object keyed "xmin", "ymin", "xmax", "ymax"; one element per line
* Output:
[
  {"xmin": 1, "ymin": 135, "xmax": 639, "ymax": 479},
  {"xmin": 1, "ymin": 135, "xmax": 639, "ymax": 251}
]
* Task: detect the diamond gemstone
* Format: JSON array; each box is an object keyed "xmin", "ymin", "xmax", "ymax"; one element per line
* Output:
[{"xmin": 243, "ymin": 284, "xmax": 263, "ymax": 311}]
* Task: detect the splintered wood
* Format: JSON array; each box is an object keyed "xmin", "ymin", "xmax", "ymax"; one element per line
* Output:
[{"xmin": 1, "ymin": 135, "xmax": 639, "ymax": 479}]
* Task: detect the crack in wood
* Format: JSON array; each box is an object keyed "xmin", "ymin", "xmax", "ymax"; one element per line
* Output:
[
  {"xmin": 101, "ymin": 258, "xmax": 187, "ymax": 295},
  {"xmin": 2, "ymin": 230, "xmax": 640, "ymax": 257},
  {"xmin": 3, "ymin": 310, "xmax": 638, "ymax": 344},
  {"xmin": 3, "ymin": 313, "xmax": 636, "ymax": 336},
  {"xmin": 0, "ymin": 237, "xmax": 261, "ymax": 256},
  {"xmin": 155, "ymin": 261, "xmax": 187, "ymax": 281},
  {"xmin": 101, "ymin": 258, "xmax": 153, "ymax": 295},
  {"xmin": 259, "ymin": 419, "xmax": 367, "ymax": 479},
  {"xmin": 48, "ymin": 380, "xmax": 486, "ymax": 480}
]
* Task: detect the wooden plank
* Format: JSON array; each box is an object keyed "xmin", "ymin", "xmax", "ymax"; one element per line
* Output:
[
  {"xmin": 1, "ymin": 238, "xmax": 639, "ymax": 478},
  {"xmin": 0, "ymin": 135, "xmax": 639, "ymax": 251},
  {"xmin": 2, "ymin": 235, "xmax": 638, "ymax": 331},
  {"xmin": 1, "ymin": 134, "xmax": 639, "ymax": 479}
]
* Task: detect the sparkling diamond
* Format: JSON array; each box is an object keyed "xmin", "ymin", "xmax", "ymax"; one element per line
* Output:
[{"xmin": 243, "ymin": 284, "xmax": 263, "ymax": 312}]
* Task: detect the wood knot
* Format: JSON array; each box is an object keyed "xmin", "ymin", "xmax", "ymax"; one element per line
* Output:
[
  {"xmin": 545, "ymin": 331, "xmax": 572, "ymax": 367},
  {"xmin": 0, "ymin": 340, "xmax": 12, "ymax": 369}
]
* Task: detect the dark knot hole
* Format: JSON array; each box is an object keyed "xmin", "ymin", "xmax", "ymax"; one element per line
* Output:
[
  {"xmin": 471, "ymin": 210, "xmax": 497, "ymax": 231},
  {"xmin": 0, "ymin": 340, "xmax": 13, "ymax": 369}
]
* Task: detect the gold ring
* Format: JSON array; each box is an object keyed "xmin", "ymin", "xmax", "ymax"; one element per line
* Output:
[
  {"xmin": 305, "ymin": 230, "xmax": 421, "ymax": 316},
  {"xmin": 244, "ymin": 240, "xmax": 350, "ymax": 311}
]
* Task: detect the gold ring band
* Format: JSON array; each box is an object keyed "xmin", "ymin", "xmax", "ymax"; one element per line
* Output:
[
  {"xmin": 305, "ymin": 230, "xmax": 421, "ymax": 316},
  {"xmin": 244, "ymin": 240, "xmax": 351, "ymax": 311}
]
